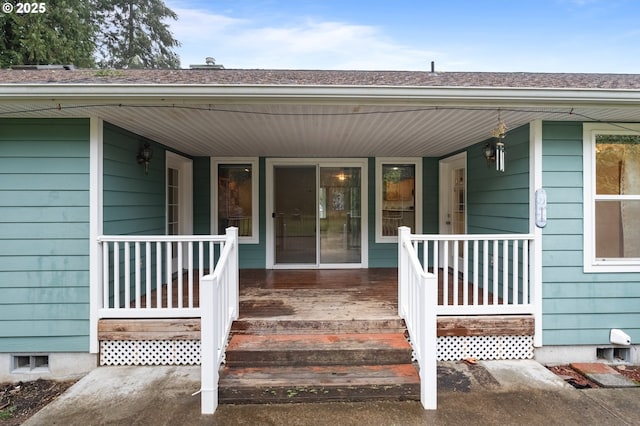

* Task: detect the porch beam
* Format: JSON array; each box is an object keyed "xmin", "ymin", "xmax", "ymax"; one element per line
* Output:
[{"xmin": 437, "ymin": 315, "xmax": 534, "ymax": 337}]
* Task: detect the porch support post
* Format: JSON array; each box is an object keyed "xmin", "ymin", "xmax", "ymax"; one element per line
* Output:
[
  {"xmin": 228, "ymin": 227, "xmax": 239, "ymax": 320},
  {"xmin": 200, "ymin": 274, "xmax": 218, "ymax": 414},
  {"xmin": 89, "ymin": 117, "xmax": 104, "ymax": 354},
  {"xmin": 398, "ymin": 226, "xmax": 410, "ymax": 317},
  {"xmin": 422, "ymin": 271, "xmax": 438, "ymax": 410},
  {"xmin": 530, "ymin": 120, "xmax": 544, "ymax": 347}
]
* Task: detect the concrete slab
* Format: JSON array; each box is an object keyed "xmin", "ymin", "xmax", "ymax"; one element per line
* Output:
[
  {"xmin": 22, "ymin": 362, "xmax": 640, "ymax": 426},
  {"xmin": 572, "ymin": 362, "xmax": 640, "ymax": 388},
  {"xmin": 480, "ymin": 359, "xmax": 572, "ymax": 391}
]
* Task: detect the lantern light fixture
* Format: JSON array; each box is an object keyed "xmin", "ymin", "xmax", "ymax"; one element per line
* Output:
[{"xmin": 136, "ymin": 142, "xmax": 153, "ymax": 175}]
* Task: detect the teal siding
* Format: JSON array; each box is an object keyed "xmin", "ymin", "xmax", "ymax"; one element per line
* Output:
[
  {"xmin": 193, "ymin": 157, "xmax": 211, "ymax": 235},
  {"xmin": 0, "ymin": 118, "xmax": 90, "ymax": 352},
  {"xmin": 103, "ymin": 122, "xmax": 165, "ymax": 235},
  {"xmin": 422, "ymin": 158, "xmax": 440, "ymax": 234},
  {"xmin": 467, "ymin": 124, "xmax": 530, "ymax": 234},
  {"xmin": 541, "ymin": 121, "xmax": 640, "ymax": 345}
]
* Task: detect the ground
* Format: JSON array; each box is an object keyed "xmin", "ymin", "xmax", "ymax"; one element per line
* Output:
[
  {"xmin": 548, "ymin": 364, "xmax": 640, "ymax": 388},
  {"xmin": 0, "ymin": 365, "xmax": 639, "ymax": 424},
  {"xmin": 0, "ymin": 379, "xmax": 76, "ymax": 426}
]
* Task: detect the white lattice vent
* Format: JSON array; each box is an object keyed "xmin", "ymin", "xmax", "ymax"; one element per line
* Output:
[
  {"xmin": 436, "ymin": 335, "xmax": 534, "ymax": 361},
  {"xmin": 100, "ymin": 340, "xmax": 201, "ymax": 366}
]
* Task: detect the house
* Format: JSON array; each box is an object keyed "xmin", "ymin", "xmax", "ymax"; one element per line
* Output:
[{"xmin": 1, "ymin": 68, "xmax": 639, "ymax": 387}]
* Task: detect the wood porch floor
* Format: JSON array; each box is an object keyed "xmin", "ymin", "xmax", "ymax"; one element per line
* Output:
[
  {"xmin": 153, "ymin": 267, "xmax": 498, "ymax": 317},
  {"xmin": 104, "ymin": 268, "xmax": 533, "ymax": 341}
]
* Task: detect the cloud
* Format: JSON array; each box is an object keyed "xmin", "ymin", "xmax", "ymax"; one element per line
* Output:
[{"xmin": 167, "ymin": 6, "xmax": 437, "ymax": 70}]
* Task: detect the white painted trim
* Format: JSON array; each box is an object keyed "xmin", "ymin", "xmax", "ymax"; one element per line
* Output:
[
  {"xmin": 89, "ymin": 117, "xmax": 104, "ymax": 354},
  {"xmin": 438, "ymin": 152, "xmax": 467, "ymax": 235},
  {"xmin": 5, "ymin": 84, "xmax": 640, "ymax": 107},
  {"xmin": 265, "ymin": 158, "xmax": 368, "ymax": 269},
  {"xmin": 439, "ymin": 153, "xmax": 467, "ymax": 269},
  {"xmin": 211, "ymin": 158, "xmax": 259, "ymax": 243},
  {"xmin": 530, "ymin": 120, "xmax": 543, "ymax": 347},
  {"xmin": 583, "ymin": 123, "xmax": 640, "ymax": 273},
  {"xmin": 166, "ymin": 152, "xmax": 194, "ymax": 236},
  {"xmin": 375, "ymin": 158, "xmax": 423, "ymax": 243}
]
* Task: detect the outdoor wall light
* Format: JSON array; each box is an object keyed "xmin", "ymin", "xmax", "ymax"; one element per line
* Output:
[
  {"xmin": 483, "ymin": 142, "xmax": 496, "ymax": 164},
  {"xmin": 137, "ymin": 142, "xmax": 153, "ymax": 175}
]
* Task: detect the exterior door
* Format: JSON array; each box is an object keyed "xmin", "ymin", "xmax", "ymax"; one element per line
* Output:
[
  {"xmin": 274, "ymin": 166, "xmax": 317, "ymax": 264},
  {"xmin": 268, "ymin": 160, "xmax": 366, "ymax": 268},
  {"xmin": 319, "ymin": 166, "xmax": 362, "ymax": 264},
  {"xmin": 439, "ymin": 153, "xmax": 466, "ymax": 267},
  {"xmin": 166, "ymin": 152, "xmax": 193, "ymax": 272}
]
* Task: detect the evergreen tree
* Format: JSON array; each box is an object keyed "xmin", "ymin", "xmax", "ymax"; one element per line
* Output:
[
  {"xmin": 95, "ymin": 0, "xmax": 181, "ymax": 69},
  {"xmin": 0, "ymin": 0, "xmax": 96, "ymax": 68}
]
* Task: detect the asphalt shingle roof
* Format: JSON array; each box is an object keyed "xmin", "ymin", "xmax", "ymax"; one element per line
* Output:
[{"xmin": 2, "ymin": 68, "xmax": 640, "ymax": 89}]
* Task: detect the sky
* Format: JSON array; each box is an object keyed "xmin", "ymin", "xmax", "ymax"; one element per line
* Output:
[{"xmin": 165, "ymin": 0, "xmax": 640, "ymax": 73}]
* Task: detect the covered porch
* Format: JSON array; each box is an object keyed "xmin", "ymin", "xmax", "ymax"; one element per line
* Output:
[{"xmin": 95, "ymin": 232, "xmax": 537, "ymax": 362}]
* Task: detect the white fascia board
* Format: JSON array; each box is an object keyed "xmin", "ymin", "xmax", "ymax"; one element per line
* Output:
[{"xmin": 2, "ymin": 84, "xmax": 640, "ymax": 106}]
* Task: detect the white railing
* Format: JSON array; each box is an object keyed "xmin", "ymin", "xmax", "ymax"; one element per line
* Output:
[
  {"xmin": 398, "ymin": 227, "xmax": 437, "ymax": 410},
  {"xmin": 200, "ymin": 227, "xmax": 239, "ymax": 414},
  {"xmin": 96, "ymin": 232, "xmax": 235, "ymax": 318},
  {"xmin": 402, "ymin": 231, "xmax": 536, "ymax": 316}
]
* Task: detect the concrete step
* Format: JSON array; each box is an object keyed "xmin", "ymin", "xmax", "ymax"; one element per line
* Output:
[
  {"xmin": 218, "ymin": 364, "xmax": 421, "ymax": 404},
  {"xmin": 231, "ymin": 318, "xmax": 407, "ymax": 335},
  {"xmin": 225, "ymin": 333, "xmax": 413, "ymax": 367}
]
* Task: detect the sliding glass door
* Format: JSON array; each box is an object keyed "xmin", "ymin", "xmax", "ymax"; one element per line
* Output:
[{"xmin": 270, "ymin": 160, "xmax": 365, "ymax": 268}]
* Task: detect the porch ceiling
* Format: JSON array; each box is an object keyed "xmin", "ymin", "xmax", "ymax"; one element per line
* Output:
[{"xmin": 4, "ymin": 95, "xmax": 640, "ymax": 157}]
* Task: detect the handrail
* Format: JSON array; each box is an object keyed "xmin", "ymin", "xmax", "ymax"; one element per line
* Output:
[
  {"xmin": 96, "ymin": 234, "xmax": 230, "ymax": 318},
  {"xmin": 398, "ymin": 226, "xmax": 437, "ymax": 410},
  {"xmin": 98, "ymin": 235, "xmax": 228, "ymax": 242},
  {"xmin": 200, "ymin": 227, "xmax": 239, "ymax": 415},
  {"xmin": 410, "ymin": 233, "xmax": 535, "ymax": 316}
]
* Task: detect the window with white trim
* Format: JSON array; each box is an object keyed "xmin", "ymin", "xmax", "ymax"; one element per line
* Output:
[
  {"xmin": 584, "ymin": 124, "xmax": 640, "ymax": 272},
  {"xmin": 375, "ymin": 158, "xmax": 422, "ymax": 242},
  {"xmin": 212, "ymin": 158, "xmax": 259, "ymax": 243}
]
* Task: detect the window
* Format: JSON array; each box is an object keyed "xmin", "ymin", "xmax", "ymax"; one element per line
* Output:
[
  {"xmin": 212, "ymin": 158, "xmax": 259, "ymax": 243},
  {"xmin": 12, "ymin": 354, "xmax": 49, "ymax": 373},
  {"xmin": 584, "ymin": 124, "xmax": 640, "ymax": 271},
  {"xmin": 376, "ymin": 158, "xmax": 422, "ymax": 242}
]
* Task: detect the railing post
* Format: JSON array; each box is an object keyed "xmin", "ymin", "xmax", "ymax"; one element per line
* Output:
[
  {"xmin": 422, "ymin": 272, "xmax": 438, "ymax": 410},
  {"xmin": 200, "ymin": 273, "xmax": 218, "ymax": 414},
  {"xmin": 226, "ymin": 227, "xmax": 239, "ymax": 320},
  {"xmin": 398, "ymin": 226, "xmax": 411, "ymax": 318}
]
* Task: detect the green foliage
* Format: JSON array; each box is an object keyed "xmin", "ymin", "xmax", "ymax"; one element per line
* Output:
[
  {"xmin": 95, "ymin": 0, "xmax": 181, "ymax": 69},
  {"xmin": 0, "ymin": 0, "xmax": 97, "ymax": 68},
  {"xmin": 0, "ymin": 0, "xmax": 181, "ymax": 69},
  {"xmin": 0, "ymin": 405, "xmax": 16, "ymax": 420}
]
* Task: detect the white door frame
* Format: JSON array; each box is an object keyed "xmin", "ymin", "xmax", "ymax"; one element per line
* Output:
[
  {"xmin": 439, "ymin": 152, "xmax": 467, "ymax": 268},
  {"xmin": 265, "ymin": 158, "xmax": 368, "ymax": 269},
  {"xmin": 166, "ymin": 152, "xmax": 193, "ymax": 270}
]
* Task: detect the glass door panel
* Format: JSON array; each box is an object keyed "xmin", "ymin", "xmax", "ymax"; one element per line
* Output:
[
  {"xmin": 167, "ymin": 167, "xmax": 179, "ymax": 271},
  {"xmin": 319, "ymin": 167, "xmax": 361, "ymax": 264},
  {"xmin": 274, "ymin": 166, "xmax": 317, "ymax": 264}
]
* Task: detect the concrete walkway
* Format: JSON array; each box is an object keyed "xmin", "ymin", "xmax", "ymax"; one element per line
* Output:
[{"xmin": 24, "ymin": 360, "xmax": 640, "ymax": 426}]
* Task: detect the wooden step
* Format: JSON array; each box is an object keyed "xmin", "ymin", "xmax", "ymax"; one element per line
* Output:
[
  {"xmin": 225, "ymin": 333, "xmax": 413, "ymax": 367},
  {"xmin": 231, "ymin": 318, "xmax": 407, "ymax": 335},
  {"xmin": 218, "ymin": 364, "xmax": 421, "ymax": 404}
]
